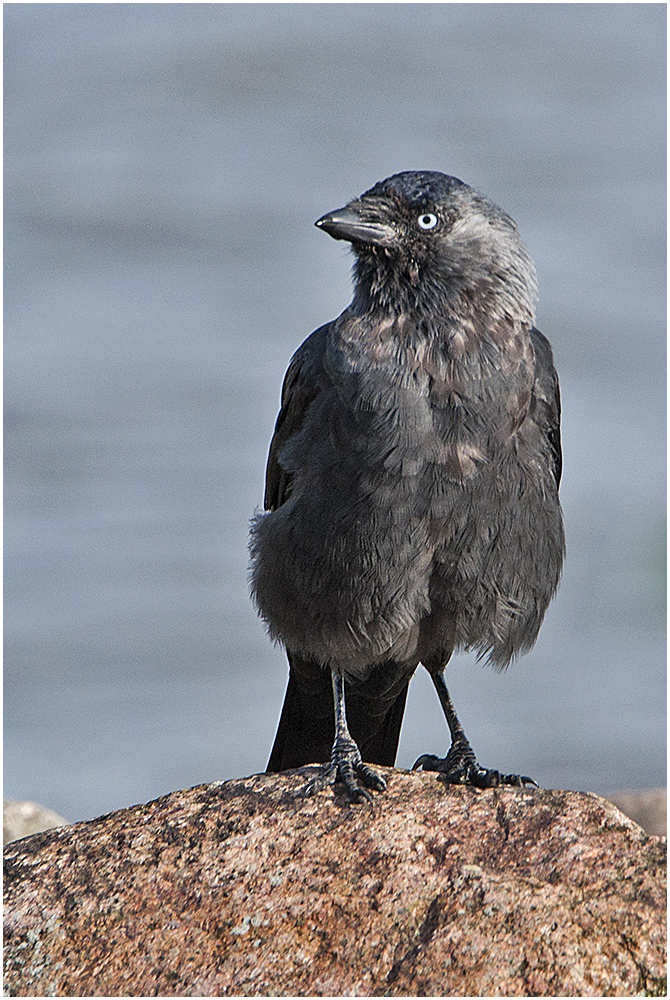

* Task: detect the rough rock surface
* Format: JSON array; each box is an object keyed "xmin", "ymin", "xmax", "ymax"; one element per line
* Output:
[
  {"xmin": 607, "ymin": 789, "xmax": 667, "ymax": 838},
  {"xmin": 3, "ymin": 800, "xmax": 68, "ymax": 846},
  {"xmin": 3, "ymin": 770, "xmax": 666, "ymax": 997}
]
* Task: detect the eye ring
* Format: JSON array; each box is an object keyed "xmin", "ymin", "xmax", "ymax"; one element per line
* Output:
[{"xmin": 417, "ymin": 212, "xmax": 438, "ymax": 231}]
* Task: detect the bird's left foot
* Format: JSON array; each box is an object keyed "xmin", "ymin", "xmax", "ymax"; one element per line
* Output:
[
  {"xmin": 413, "ymin": 735, "xmax": 537, "ymax": 789},
  {"xmin": 304, "ymin": 735, "xmax": 387, "ymax": 804}
]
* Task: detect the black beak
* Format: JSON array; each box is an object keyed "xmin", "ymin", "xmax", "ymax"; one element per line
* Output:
[{"xmin": 315, "ymin": 203, "xmax": 396, "ymax": 247}]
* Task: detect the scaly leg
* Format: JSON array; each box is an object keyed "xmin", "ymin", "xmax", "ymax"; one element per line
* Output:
[
  {"xmin": 413, "ymin": 671, "xmax": 537, "ymax": 788},
  {"xmin": 305, "ymin": 670, "xmax": 388, "ymax": 803}
]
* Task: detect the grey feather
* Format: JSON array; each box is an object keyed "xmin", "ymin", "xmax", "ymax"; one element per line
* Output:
[{"xmin": 250, "ymin": 171, "xmax": 565, "ymax": 782}]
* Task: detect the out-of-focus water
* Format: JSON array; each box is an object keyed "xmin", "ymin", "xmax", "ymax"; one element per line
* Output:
[{"xmin": 5, "ymin": 5, "xmax": 665, "ymax": 823}]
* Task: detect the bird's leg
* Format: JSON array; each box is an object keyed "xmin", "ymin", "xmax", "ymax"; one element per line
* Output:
[
  {"xmin": 304, "ymin": 670, "xmax": 387, "ymax": 803},
  {"xmin": 413, "ymin": 671, "xmax": 537, "ymax": 788}
]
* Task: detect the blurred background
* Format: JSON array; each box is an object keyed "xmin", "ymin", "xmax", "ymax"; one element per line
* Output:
[{"xmin": 5, "ymin": 4, "xmax": 665, "ymax": 825}]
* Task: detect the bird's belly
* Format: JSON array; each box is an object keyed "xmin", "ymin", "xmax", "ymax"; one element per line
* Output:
[
  {"xmin": 251, "ymin": 395, "xmax": 563, "ymax": 673},
  {"xmin": 425, "ymin": 459, "xmax": 564, "ymax": 666},
  {"xmin": 250, "ymin": 473, "xmax": 433, "ymax": 674}
]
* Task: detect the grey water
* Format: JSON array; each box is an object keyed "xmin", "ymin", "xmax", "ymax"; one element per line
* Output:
[{"xmin": 5, "ymin": 4, "xmax": 665, "ymax": 824}]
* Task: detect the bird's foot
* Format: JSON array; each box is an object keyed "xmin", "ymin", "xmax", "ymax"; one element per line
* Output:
[
  {"xmin": 413, "ymin": 736, "xmax": 537, "ymax": 789},
  {"xmin": 304, "ymin": 736, "xmax": 387, "ymax": 804}
]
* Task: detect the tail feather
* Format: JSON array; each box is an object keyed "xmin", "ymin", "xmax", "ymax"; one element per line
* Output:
[{"xmin": 267, "ymin": 652, "xmax": 411, "ymax": 772}]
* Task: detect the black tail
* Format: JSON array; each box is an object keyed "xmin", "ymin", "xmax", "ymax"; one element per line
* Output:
[{"xmin": 267, "ymin": 652, "xmax": 411, "ymax": 772}]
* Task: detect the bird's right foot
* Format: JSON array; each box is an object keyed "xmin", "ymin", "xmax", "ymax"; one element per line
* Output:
[{"xmin": 303, "ymin": 735, "xmax": 387, "ymax": 804}]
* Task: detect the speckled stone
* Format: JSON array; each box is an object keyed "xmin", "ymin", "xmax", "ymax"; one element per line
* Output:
[{"xmin": 3, "ymin": 770, "xmax": 666, "ymax": 997}]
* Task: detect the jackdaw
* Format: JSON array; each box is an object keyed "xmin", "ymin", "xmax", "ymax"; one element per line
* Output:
[{"xmin": 250, "ymin": 171, "xmax": 564, "ymax": 801}]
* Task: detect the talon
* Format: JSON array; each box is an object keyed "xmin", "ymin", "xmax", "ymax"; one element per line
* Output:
[
  {"xmin": 301, "ymin": 737, "xmax": 387, "ymax": 803},
  {"xmin": 505, "ymin": 774, "xmax": 538, "ymax": 788},
  {"xmin": 358, "ymin": 763, "xmax": 387, "ymax": 792},
  {"xmin": 353, "ymin": 784, "xmax": 375, "ymax": 806},
  {"xmin": 412, "ymin": 753, "xmax": 442, "ymax": 771},
  {"xmin": 414, "ymin": 744, "xmax": 537, "ymax": 789}
]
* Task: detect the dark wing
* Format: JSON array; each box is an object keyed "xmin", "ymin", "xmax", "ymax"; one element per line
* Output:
[
  {"xmin": 264, "ymin": 323, "xmax": 330, "ymax": 512},
  {"xmin": 263, "ymin": 322, "xmax": 336, "ymax": 771},
  {"xmin": 264, "ymin": 321, "xmax": 411, "ymax": 773},
  {"xmin": 529, "ymin": 326, "xmax": 562, "ymax": 489}
]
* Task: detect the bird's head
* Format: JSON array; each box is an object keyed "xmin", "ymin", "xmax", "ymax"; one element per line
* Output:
[{"xmin": 315, "ymin": 171, "xmax": 537, "ymax": 324}]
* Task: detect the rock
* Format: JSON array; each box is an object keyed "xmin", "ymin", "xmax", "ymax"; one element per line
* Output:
[
  {"xmin": 3, "ymin": 770, "xmax": 666, "ymax": 998},
  {"xmin": 606, "ymin": 789, "xmax": 667, "ymax": 837},
  {"xmin": 3, "ymin": 800, "xmax": 68, "ymax": 846}
]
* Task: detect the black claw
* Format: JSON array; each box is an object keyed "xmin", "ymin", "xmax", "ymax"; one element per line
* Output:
[
  {"xmin": 508, "ymin": 774, "xmax": 539, "ymax": 788},
  {"xmin": 358, "ymin": 763, "xmax": 387, "ymax": 792},
  {"xmin": 412, "ymin": 753, "xmax": 442, "ymax": 771},
  {"xmin": 303, "ymin": 739, "xmax": 387, "ymax": 803},
  {"xmin": 413, "ymin": 744, "xmax": 537, "ymax": 790}
]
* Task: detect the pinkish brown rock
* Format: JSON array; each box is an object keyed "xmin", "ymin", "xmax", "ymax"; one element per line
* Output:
[{"xmin": 3, "ymin": 770, "xmax": 666, "ymax": 997}]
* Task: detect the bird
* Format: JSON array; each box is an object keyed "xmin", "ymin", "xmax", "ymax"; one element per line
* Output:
[{"xmin": 249, "ymin": 170, "xmax": 565, "ymax": 802}]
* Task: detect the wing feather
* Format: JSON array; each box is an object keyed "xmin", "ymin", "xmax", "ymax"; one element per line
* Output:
[
  {"xmin": 264, "ymin": 324, "xmax": 330, "ymax": 512},
  {"xmin": 529, "ymin": 326, "xmax": 562, "ymax": 489}
]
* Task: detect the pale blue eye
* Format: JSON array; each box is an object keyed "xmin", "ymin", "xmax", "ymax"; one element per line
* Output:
[{"xmin": 417, "ymin": 213, "xmax": 438, "ymax": 230}]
